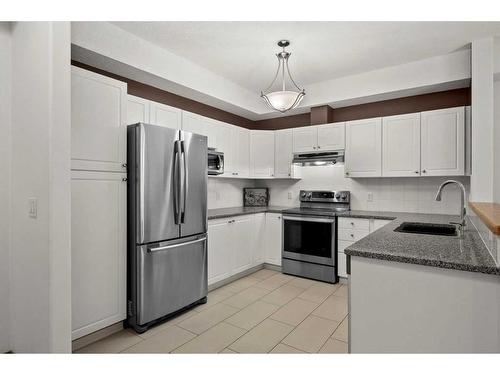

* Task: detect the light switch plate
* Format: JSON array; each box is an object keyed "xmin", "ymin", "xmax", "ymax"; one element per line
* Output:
[{"xmin": 28, "ymin": 197, "xmax": 37, "ymax": 218}]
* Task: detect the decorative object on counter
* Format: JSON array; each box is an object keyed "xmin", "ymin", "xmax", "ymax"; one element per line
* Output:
[
  {"xmin": 260, "ymin": 40, "xmax": 305, "ymax": 113},
  {"xmin": 243, "ymin": 188, "xmax": 269, "ymax": 207}
]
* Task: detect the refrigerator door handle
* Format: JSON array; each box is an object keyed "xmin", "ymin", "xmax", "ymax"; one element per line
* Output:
[
  {"xmin": 181, "ymin": 140, "xmax": 188, "ymax": 223},
  {"xmin": 147, "ymin": 236, "xmax": 207, "ymax": 253},
  {"xmin": 173, "ymin": 140, "xmax": 182, "ymax": 225}
]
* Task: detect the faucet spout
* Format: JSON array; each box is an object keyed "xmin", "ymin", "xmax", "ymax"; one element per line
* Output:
[{"xmin": 435, "ymin": 180, "xmax": 467, "ymax": 232}]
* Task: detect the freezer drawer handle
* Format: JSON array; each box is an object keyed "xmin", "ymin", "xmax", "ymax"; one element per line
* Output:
[{"xmin": 147, "ymin": 237, "xmax": 207, "ymax": 253}]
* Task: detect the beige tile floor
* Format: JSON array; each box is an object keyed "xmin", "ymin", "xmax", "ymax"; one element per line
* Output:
[{"xmin": 75, "ymin": 269, "xmax": 349, "ymax": 354}]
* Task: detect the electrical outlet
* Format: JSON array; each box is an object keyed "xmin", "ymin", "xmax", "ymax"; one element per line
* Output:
[
  {"xmin": 288, "ymin": 191, "xmax": 292, "ymax": 200},
  {"xmin": 28, "ymin": 197, "xmax": 37, "ymax": 218},
  {"xmin": 367, "ymin": 192, "xmax": 373, "ymax": 202}
]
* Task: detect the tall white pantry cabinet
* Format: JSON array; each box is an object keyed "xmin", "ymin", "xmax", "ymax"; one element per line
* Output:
[{"xmin": 71, "ymin": 66, "xmax": 128, "ymax": 339}]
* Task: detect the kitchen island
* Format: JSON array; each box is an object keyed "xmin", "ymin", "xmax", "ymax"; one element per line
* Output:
[{"xmin": 344, "ymin": 212, "xmax": 500, "ymax": 353}]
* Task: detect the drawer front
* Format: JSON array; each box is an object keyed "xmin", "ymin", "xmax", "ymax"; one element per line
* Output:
[
  {"xmin": 338, "ymin": 217, "xmax": 370, "ymax": 230},
  {"xmin": 338, "ymin": 240, "xmax": 354, "ymax": 254},
  {"xmin": 338, "ymin": 253, "xmax": 347, "ymax": 278},
  {"xmin": 338, "ymin": 228, "xmax": 369, "ymax": 242}
]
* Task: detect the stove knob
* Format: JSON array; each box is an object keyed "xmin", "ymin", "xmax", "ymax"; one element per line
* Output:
[
  {"xmin": 341, "ymin": 193, "xmax": 347, "ymax": 200},
  {"xmin": 306, "ymin": 193, "xmax": 312, "ymax": 199},
  {"xmin": 335, "ymin": 193, "xmax": 341, "ymax": 199},
  {"xmin": 300, "ymin": 192, "xmax": 306, "ymax": 198}
]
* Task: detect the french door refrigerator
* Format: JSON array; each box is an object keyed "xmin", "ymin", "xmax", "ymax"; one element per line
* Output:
[{"xmin": 127, "ymin": 123, "xmax": 208, "ymax": 333}]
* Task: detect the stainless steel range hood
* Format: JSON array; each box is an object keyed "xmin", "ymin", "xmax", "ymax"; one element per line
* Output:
[{"xmin": 292, "ymin": 151, "xmax": 344, "ymax": 166}]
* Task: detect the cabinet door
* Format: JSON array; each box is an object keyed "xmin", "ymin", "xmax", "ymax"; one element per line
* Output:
[
  {"xmin": 71, "ymin": 171, "xmax": 126, "ymax": 339},
  {"xmin": 421, "ymin": 107, "xmax": 465, "ymax": 176},
  {"xmin": 182, "ymin": 111, "xmax": 207, "ymax": 136},
  {"xmin": 213, "ymin": 121, "xmax": 234, "ymax": 176},
  {"xmin": 149, "ymin": 101, "xmax": 182, "ymax": 130},
  {"xmin": 234, "ymin": 127, "xmax": 250, "ymax": 177},
  {"xmin": 232, "ymin": 215, "xmax": 255, "ymax": 274},
  {"xmin": 253, "ymin": 213, "xmax": 266, "ymax": 265},
  {"xmin": 317, "ymin": 123, "xmax": 346, "ymax": 151},
  {"xmin": 293, "ymin": 126, "xmax": 317, "ymax": 153},
  {"xmin": 71, "ymin": 66, "xmax": 127, "ymax": 172},
  {"xmin": 250, "ymin": 131, "xmax": 275, "ymax": 177},
  {"xmin": 275, "ymin": 129, "xmax": 294, "ymax": 178},
  {"xmin": 382, "ymin": 113, "xmax": 421, "ymax": 177},
  {"xmin": 265, "ymin": 213, "xmax": 282, "ymax": 266},
  {"xmin": 345, "ymin": 118, "xmax": 382, "ymax": 177},
  {"xmin": 208, "ymin": 219, "xmax": 233, "ymax": 285},
  {"xmin": 127, "ymin": 95, "xmax": 150, "ymax": 125}
]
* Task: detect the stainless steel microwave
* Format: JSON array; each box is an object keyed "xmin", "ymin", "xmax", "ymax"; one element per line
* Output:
[{"xmin": 207, "ymin": 149, "xmax": 224, "ymax": 175}]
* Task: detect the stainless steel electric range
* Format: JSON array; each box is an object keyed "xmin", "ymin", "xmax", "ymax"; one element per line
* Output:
[{"xmin": 281, "ymin": 190, "xmax": 351, "ymax": 284}]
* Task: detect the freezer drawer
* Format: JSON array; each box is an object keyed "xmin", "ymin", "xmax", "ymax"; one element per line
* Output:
[{"xmin": 136, "ymin": 234, "xmax": 207, "ymax": 325}]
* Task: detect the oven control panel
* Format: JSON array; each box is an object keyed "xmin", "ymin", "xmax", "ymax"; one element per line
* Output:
[{"xmin": 299, "ymin": 190, "xmax": 350, "ymax": 203}]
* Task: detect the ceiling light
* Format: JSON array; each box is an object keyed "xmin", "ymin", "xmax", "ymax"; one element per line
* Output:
[{"xmin": 261, "ymin": 40, "xmax": 305, "ymax": 113}]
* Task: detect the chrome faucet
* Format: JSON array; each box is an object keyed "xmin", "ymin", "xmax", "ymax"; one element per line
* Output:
[{"xmin": 435, "ymin": 180, "xmax": 467, "ymax": 233}]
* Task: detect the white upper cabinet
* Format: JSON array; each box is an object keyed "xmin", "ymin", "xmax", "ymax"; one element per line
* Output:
[
  {"xmin": 215, "ymin": 121, "xmax": 235, "ymax": 175},
  {"xmin": 293, "ymin": 126, "xmax": 317, "ymax": 153},
  {"xmin": 316, "ymin": 123, "xmax": 346, "ymax": 151},
  {"xmin": 382, "ymin": 113, "xmax": 421, "ymax": 177},
  {"xmin": 182, "ymin": 111, "xmax": 207, "ymax": 136},
  {"xmin": 250, "ymin": 130, "xmax": 275, "ymax": 177},
  {"xmin": 233, "ymin": 127, "xmax": 250, "ymax": 177},
  {"xmin": 421, "ymin": 107, "xmax": 465, "ymax": 176},
  {"xmin": 127, "ymin": 95, "xmax": 150, "ymax": 125},
  {"xmin": 149, "ymin": 101, "xmax": 182, "ymax": 130},
  {"xmin": 275, "ymin": 129, "xmax": 294, "ymax": 178},
  {"xmin": 293, "ymin": 123, "xmax": 345, "ymax": 153},
  {"xmin": 345, "ymin": 117, "xmax": 382, "ymax": 177},
  {"xmin": 71, "ymin": 66, "xmax": 127, "ymax": 172}
]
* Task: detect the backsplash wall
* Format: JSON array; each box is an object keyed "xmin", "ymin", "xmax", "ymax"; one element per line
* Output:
[
  {"xmin": 254, "ymin": 165, "xmax": 470, "ymax": 215},
  {"xmin": 208, "ymin": 177, "xmax": 256, "ymax": 209}
]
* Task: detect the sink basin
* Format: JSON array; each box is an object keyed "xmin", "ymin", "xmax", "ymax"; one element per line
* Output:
[{"xmin": 394, "ymin": 222, "xmax": 457, "ymax": 236}]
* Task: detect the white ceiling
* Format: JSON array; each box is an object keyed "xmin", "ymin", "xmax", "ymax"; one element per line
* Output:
[{"xmin": 112, "ymin": 21, "xmax": 500, "ymax": 93}]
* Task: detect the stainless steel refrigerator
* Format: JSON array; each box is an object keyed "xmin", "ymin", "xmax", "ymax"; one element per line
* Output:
[{"xmin": 127, "ymin": 123, "xmax": 208, "ymax": 333}]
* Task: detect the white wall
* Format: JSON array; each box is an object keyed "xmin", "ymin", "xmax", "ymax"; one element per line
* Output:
[
  {"xmin": 0, "ymin": 22, "xmax": 12, "ymax": 353},
  {"xmin": 255, "ymin": 165, "xmax": 470, "ymax": 215},
  {"xmin": 494, "ymin": 79, "xmax": 500, "ymax": 204},
  {"xmin": 470, "ymin": 38, "xmax": 494, "ymax": 202},
  {"xmin": 9, "ymin": 22, "xmax": 71, "ymax": 353}
]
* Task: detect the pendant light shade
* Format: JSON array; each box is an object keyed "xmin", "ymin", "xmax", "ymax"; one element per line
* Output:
[{"xmin": 261, "ymin": 40, "xmax": 305, "ymax": 113}]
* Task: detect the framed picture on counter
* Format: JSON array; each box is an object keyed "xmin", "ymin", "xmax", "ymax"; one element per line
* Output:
[{"xmin": 243, "ymin": 188, "xmax": 269, "ymax": 207}]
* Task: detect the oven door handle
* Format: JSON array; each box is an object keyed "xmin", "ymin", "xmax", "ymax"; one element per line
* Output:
[{"xmin": 282, "ymin": 215, "xmax": 335, "ymax": 224}]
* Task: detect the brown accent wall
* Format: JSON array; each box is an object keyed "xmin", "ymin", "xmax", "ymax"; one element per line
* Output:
[{"xmin": 72, "ymin": 61, "xmax": 470, "ymax": 131}]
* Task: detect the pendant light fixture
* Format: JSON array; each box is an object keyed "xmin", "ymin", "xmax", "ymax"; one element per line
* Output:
[{"xmin": 261, "ymin": 40, "xmax": 305, "ymax": 113}]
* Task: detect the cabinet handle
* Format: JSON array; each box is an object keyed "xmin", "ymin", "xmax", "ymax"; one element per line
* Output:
[
  {"xmin": 422, "ymin": 170, "xmax": 427, "ymax": 174},
  {"xmin": 122, "ymin": 163, "xmax": 127, "ymax": 168},
  {"xmin": 345, "ymin": 172, "xmax": 350, "ymax": 176},
  {"xmin": 350, "ymin": 222, "xmax": 354, "ymax": 226},
  {"xmin": 350, "ymin": 233, "xmax": 354, "ymax": 238},
  {"xmin": 317, "ymin": 146, "xmax": 321, "ymax": 149},
  {"xmin": 313, "ymin": 146, "xmax": 316, "ymax": 150},
  {"xmin": 414, "ymin": 171, "xmax": 419, "ymax": 174},
  {"xmin": 122, "ymin": 178, "xmax": 128, "ymax": 182}
]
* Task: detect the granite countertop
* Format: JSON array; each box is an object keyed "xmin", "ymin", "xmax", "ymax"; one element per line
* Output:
[
  {"xmin": 207, "ymin": 206, "xmax": 498, "ymax": 275},
  {"xmin": 343, "ymin": 212, "xmax": 499, "ymax": 276}
]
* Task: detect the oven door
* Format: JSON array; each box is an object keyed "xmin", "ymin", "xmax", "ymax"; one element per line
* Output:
[{"xmin": 282, "ymin": 215, "xmax": 336, "ymax": 266}]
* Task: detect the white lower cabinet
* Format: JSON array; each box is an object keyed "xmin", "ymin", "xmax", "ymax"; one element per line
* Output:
[
  {"xmin": 208, "ymin": 213, "xmax": 281, "ymax": 286},
  {"xmin": 265, "ymin": 213, "xmax": 282, "ymax": 266},
  {"xmin": 71, "ymin": 171, "xmax": 127, "ymax": 339},
  {"xmin": 207, "ymin": 218, "xmax": 234, "ymax": 285},
  {"xmin": 337, "ymin": 217, "xmax": 392, "ymax": 278}
]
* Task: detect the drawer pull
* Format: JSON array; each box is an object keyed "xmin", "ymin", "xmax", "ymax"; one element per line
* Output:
[{"xmin": 350, "ymin": 233, "xmax": 354, "ymax": 238}]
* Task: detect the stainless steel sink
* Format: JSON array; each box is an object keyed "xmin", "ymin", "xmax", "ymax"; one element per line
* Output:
[{"xmin": 394, "ymin": 222, "xmax": 458, "ymax": 236}]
